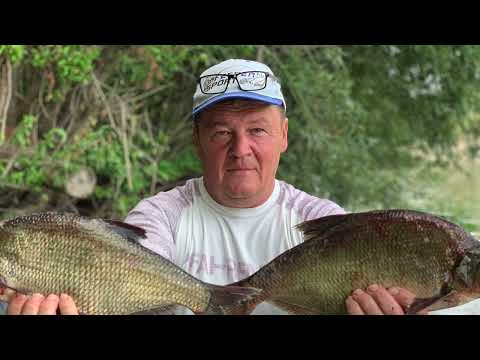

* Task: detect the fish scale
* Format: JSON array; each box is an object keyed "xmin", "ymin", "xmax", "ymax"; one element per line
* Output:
[
  {"xmin": 230, "ymin": 209, "xmax": 480, "ymax": 315},
  {"xmin": 0, "ymin": 212, "xmax": 260, "ymax": 315}
]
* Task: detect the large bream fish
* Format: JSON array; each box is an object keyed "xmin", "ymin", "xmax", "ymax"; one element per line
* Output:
[
  {"xmin": 228, "ymin": 209, "xmax": 480, "ymax": 315},
  {"xmin": 0, "ymin": 212, "xmax": 260, "ymax": 315}
]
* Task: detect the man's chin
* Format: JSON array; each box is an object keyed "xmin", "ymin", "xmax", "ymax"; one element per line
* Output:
[
  {"xmin": 224, "ymin": 185, "xmax": 258, "ymax": 200},
  {"xmin": 225, "ymin": 190, "xmax": 256, "ymax": 200}
]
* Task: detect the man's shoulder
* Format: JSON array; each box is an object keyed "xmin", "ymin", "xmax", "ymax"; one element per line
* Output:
[
  {"xmin": 276, "ymin": 179, "xmax": 338, "ymax": 205},
  {"xmin": 276, "ymin": 180, "xmax": 346, "ymax": 218},
  {"xmin": 132, "ymin": 177, "xmax": 198, "ymax": 214}
]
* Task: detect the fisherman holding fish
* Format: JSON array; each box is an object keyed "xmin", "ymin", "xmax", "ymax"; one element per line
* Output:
[{"xmin": 4, "ymin": 59, "xmax": 439, "ymax": 315}]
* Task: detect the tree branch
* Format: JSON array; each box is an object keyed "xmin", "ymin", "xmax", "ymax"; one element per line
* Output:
[{"xmin": 0, "ymin": 57, "xmax": 13, "ymax": 144}]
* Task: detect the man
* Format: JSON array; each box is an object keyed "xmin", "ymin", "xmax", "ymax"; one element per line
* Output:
[{"xmin": 5, "ymin": 59, "xmax": 422, "ymax": 315}]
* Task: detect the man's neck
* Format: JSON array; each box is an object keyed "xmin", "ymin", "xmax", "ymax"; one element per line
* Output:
[{"xmin": 202, "ymin": 179, "xmax": 276, "ymax": 209}]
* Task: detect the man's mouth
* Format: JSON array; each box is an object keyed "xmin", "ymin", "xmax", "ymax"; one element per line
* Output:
[{"xmin": 227, "ymin": 168, "xmax": 255, "ymax": 173}]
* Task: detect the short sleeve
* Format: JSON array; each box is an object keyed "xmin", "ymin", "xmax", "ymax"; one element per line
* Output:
[
  {"xmin": 302, "ymin": 199, "xmax": 347, "ymax": 221},
  {"xmin": 124, "ymin": 182, "xmax": 194, "ymax": 262},
  {"xmin": 279, "ymin": 180, "xmax": 347, "ymax": 222},
  {"xmin": 124, "ymin": 199, "xmax": 176, "ymax": 261}
]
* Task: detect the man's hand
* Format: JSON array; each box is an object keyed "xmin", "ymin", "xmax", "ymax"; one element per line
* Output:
[
  {"xmin": 6, "ymin": 292, "xmax": 79, "ymax": 315},
  {"xmin": 345, "ymin": 284, "xmax": 429, "ymax": 315}
]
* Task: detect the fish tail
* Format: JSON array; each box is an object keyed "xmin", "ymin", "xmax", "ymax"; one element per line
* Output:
[{"xmin": 200, "ymin": 284, "xmax": 262, "ymax": 315}]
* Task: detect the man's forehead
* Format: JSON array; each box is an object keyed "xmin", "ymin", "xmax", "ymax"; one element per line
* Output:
[
  {"xmin": 210, "ymin": 100, "xmax": 271, "ymax": 112},
  {"xmin": 204, "ymin": 117, "xmax": 271, "ymax": 128},
  {"xmin": 200, "ymin": 111, "xmax": 278, "ymax": 128},
  {"xmin": 198, "ymin": 102, "xmax": 281, "ymax": 124}
]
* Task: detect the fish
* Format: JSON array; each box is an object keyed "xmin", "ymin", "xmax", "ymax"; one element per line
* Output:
[
  {"xmin": 227, "ymin": 209, "xmax": 480, "ymax": 315},
  {"xmin": 0, "ymin": 212, "xmax": 260, "ymax": 315}
]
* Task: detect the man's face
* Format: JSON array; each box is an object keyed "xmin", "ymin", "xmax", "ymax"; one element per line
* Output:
[{"xmin": 194, "ymin": 101, "xmax": 288, "ymax": 208}]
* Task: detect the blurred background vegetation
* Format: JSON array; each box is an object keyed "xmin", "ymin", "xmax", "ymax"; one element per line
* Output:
[{"xmin": 0, "ymin": 45, "xmax": 479, "ymax": 236}]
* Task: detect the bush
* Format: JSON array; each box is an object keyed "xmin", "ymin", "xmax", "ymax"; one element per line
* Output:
[{"xmin": 1, "ymin": 45, "xmax": 479, "ymax": 220}]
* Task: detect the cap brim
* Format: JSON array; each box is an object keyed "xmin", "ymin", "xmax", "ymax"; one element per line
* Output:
[{"xmin": 192, "ymin": 91, "xmax": 284, "ymax": 117}]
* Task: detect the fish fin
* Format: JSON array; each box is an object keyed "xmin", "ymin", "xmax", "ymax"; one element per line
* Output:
[
  {"xmin": 103, "ymin": 220, "xmax": 147, "ymax": 243},
  {"xmin": 270, "ymin": 299, "xmax": 320, "ymax": 315},
  {"xmin": 406, "ymin": 294, "xmax": 449, "ymax": 314},
  {"xmin": 129, "ymin": 304, "xmax": 181, "ymax": 315},
  {"xmin": 295, "ymin": 214, "xmax": 350, "ymax": 242},
  {"xmin": 405, "ymin": 282, "xmax": 456, "ymax": 315},
  {"xmin": 200, "ymin": 285, "xmax": 262, "ymax": 315},
  {"xmin": 422, "ymin": 290, "xmax": 480, "ymax": 312}
]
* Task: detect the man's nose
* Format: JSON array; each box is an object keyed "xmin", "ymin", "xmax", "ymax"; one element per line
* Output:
[{"xmin": 229, "ymin": 133, "xmax": 252, "ymax": 158}]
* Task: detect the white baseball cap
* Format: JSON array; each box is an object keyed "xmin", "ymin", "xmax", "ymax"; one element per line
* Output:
[{"xmin": 192, "ymin": 59, "xmax": 286, "ymax": 118}]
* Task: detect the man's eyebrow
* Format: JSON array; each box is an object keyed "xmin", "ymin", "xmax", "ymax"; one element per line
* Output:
[{"xmin": 204, "ymin": 118, "xmax": 271, "ymax": 128}]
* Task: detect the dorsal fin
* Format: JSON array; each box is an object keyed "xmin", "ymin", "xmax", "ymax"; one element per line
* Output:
[
  {"xmin": 295, "ymin": 214, "xmax": 350, "ymax": 241},
  {"xmin": 103, "ymin": 220, "xmax": 147, "ymax": 244}
]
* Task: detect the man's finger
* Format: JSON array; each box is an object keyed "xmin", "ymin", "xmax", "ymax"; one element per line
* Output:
[
  {"xmin": 21, "ymin": 293, "xmax": 45, "ymax": 315},
  {"xmin": 345, "ymin": 296, "xmax": 365, "ymax": 315},
  {"xmin": 38, "ymin": 294, "xmax": 60, "ymax": 315},
  {"xmin": 387, "ymin": 287, "xmax": 430, "ymax": 314},
  {"xmin": 366, "ymin": 284, "xmax": 404, "ymax": 315},
  {"xmin": 351, "ymin": 289, "xmax": 384, "ymax": 315},
  {"xmin": 387, "ymin": 287, "xmax": 417, "ymax": 309},
  {"xmin": 7, "ymin": 293, "xmax": 28, "ymax": 315},
  {"xmin": 58, "ymin": 294, "xmax": 79, "ymax": 315}
]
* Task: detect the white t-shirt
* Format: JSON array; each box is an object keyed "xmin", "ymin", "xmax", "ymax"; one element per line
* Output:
[{"xmin": 124, "ymin": 177, "xmax": 346, "ymax": 315}]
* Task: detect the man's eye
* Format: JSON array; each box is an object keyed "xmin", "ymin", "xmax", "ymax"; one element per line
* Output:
[
  {"xmin": 212, "ymin": 131, "xmax": 231, "ymax": 139},
  {"xmin": 251, "ymin": 128, "xmax": 266, "ymax": 135}
]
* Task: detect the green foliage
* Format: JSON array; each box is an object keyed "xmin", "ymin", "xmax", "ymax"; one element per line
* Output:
[
  {"xmin": 0, "ymin": 45, "xmax": 25, "ymax": 64},
  {"xmin": 385, "ymin": 159, "xmax": 480, "ymax": 236},
  {"xmin": 30, "ymin": 45, "xmax": 100, "ymax": 83},
  {"xmin": 273, "ymin": 45, "xmax": 480, "ymax": 208},
  {"xmin": 2, "ymin": 45, "xmax": 480, "ymax": 220},
  {"xmin": 11, "ymin": 115, "xmax": 37, "ymax": 148},
  {"xmin": 2, "ymin": 118, "xmax": 201, "ymax": 216},
  {"xmin": 344, "ymin": 46, "xmax": 480, "ymax": 149},
  {"xmin": 23, "ymin": 45, "xmax": 101, "ymax": 101}
]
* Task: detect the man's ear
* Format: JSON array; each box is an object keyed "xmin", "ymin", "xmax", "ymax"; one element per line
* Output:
[{"xmin": 281, "ymin": 117, "xmax": 289, "ymax": 153}]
